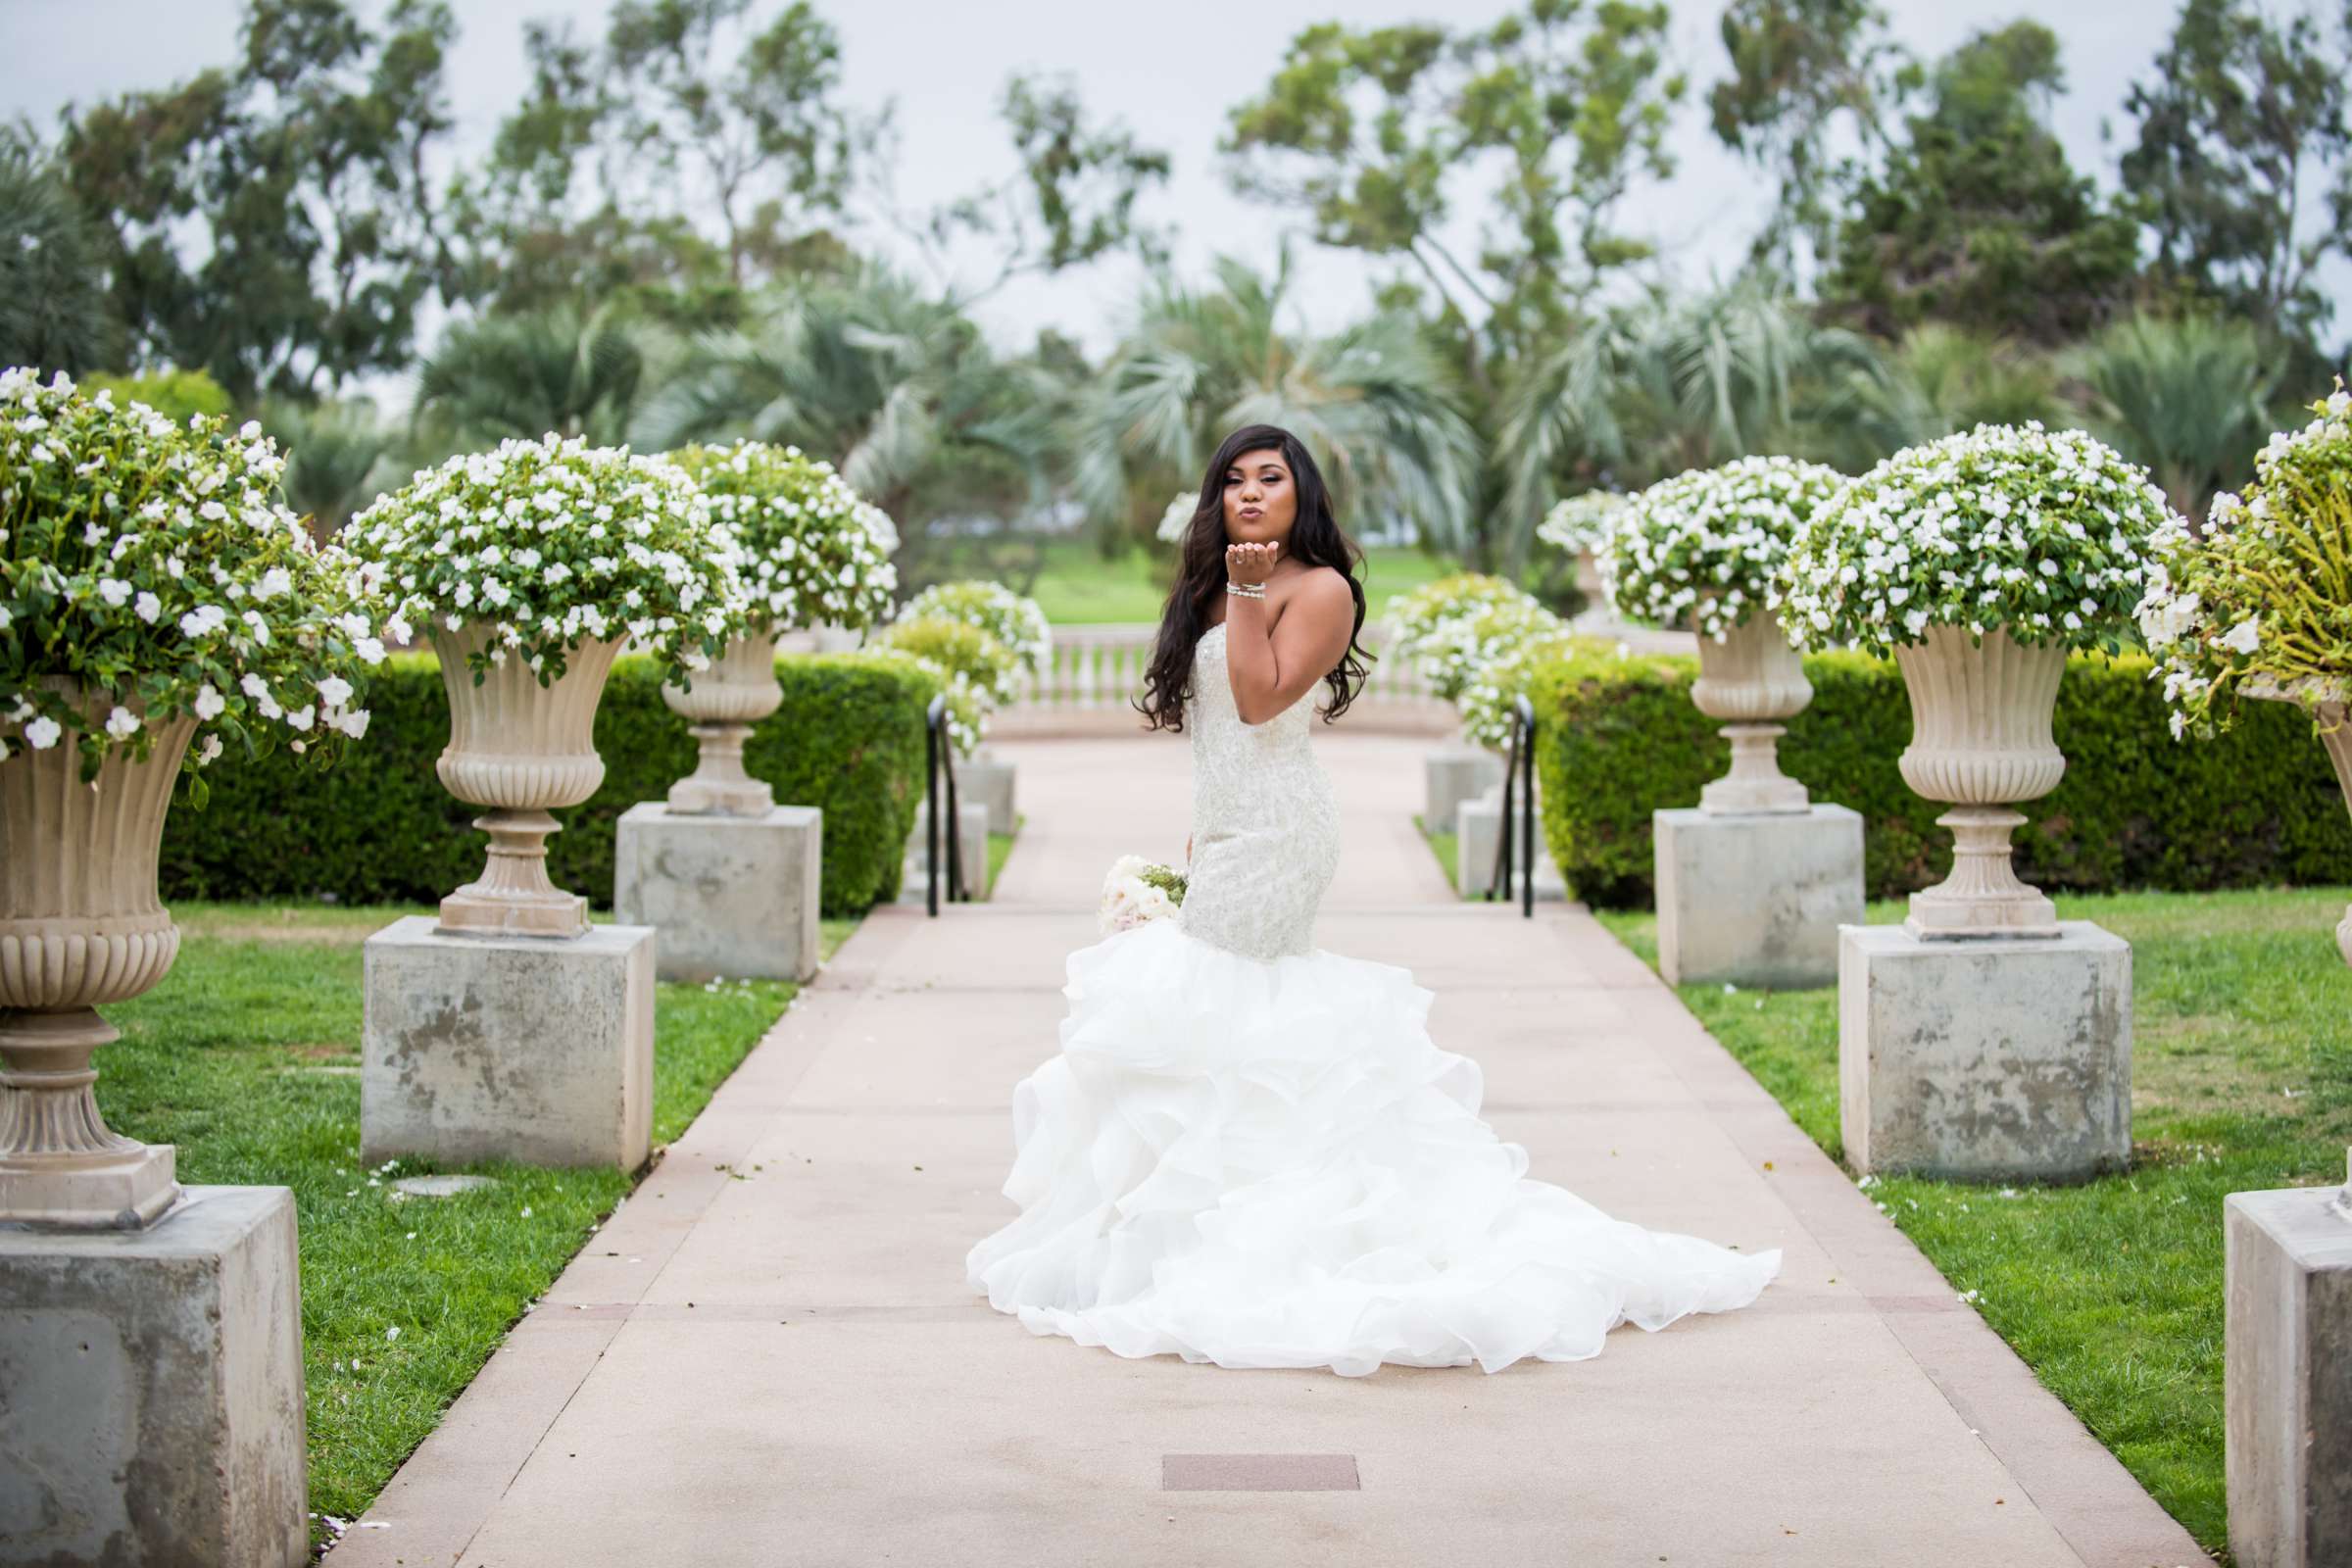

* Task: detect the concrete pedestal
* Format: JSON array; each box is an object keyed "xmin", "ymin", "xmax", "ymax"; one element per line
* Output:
[
  {"xmin": 1425, "ymin": 745, "xmax": 1504, "ymax": 835},
  {"xmin": 961, "ymin": 751, "xmax": 1016, "ymax": 836},
  {"xmin": 362, "ymin": 916, "xmax": 653, "ymax": 1169},
  {"xmin": 0, "ymin": 1186, "xmax": 307, "ymax": 1568},
  {"xmin": 907, "ymin": 798, "xmax": 991, "ymax": 901},
  {"xmin": 613, "ymin": 803, "xmax": 820, "ymax": 983},
  {"xmin": 1456, "ymin": 785, "xmax": 1565, "ymax": 902},
  {"xmin": 1654, "ymin": 805, "xmax": 1862, "ymax": 989},
  {"xmin": 2227, "ymin": 1182, "xmax": 2352, "ymax": 1568},
  {"xmin": 1839, "ymin": 921, "xmax": 2131, "ymax": 1181}
]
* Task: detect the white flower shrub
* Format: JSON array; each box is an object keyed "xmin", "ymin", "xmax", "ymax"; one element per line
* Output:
[
  {"xmin": 0, "ymin": 368, "xmax": 380, "ymax": 777},
  {"xmin": 1381, "ymin": 572, "xmax": 1567, "ymax": 714},
  {"xmin": 665, "ymin": 440, "xmax": 897, "ymax": 634},
  {"xmin": 1779, "ymin": 423, "xmax": 2176, "ymax": 655},
  {"xmin": 1457, "ymin": 627, "xmax": 1588, "ymax": 749},
  {"xmin": 351, "ymin": 433, "xmax": 747, "ymax": 684},
  {"xmin": 1099, "ymin": 852, "xmax": 1186, "ymax": 935},
  {"xmin": 1535, "ymin": 489, "xmax": 1631, "ymax": 555},
  {"xmin": 1155, "ymin": 491, "xmax": 1197, "ymax": 544},
  {"xmin": 900, "ymin": 579, "xmax": 1052, "ymax": 680},
  {"xmin": 1605, "ymin": 457, "xmax": 1845, "ymax": 639},
  {"xmin": 2137, "ymin": 386, "xmax": 2352, "ymax": 738}
]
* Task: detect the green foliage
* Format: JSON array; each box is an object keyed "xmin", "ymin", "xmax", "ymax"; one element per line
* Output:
[
  {"xmin": 1795, "ymin": 323, "xmax": 2057, "ymax": 472},
  {"xmin": 1526, "ymin": 645, "xmax": 2352, "ymax": 907},
  {"xmin": 1824, "ymin": 22, "xmax": 2141, "ymax": 342},
  {"xmin": 156, "ymin": 650, "xmax": 940, "ymax": 918},
  {"xmin": 2123, "ymin": 0, "xmax": 2352, "ymax": 342},
  {"xmin": 0, "ymin": 134, "xmax": 119, "ymax": 372},
  {"xmin": 877, "ymin": 614, "xmax": 1017, "ymax": 705},
  {"xmin": 414, "ymin": 307, "xmax": 646, "ymax": 448},
  {"xmin": 57, "ymin": 0, "xmax": 461, "ymax": 403},
  {"xmin": 2064, "ymin": 312, "xmax": 2286, "ymax": 524},
  {"xmin": 77, "ymin": 367, "xmax": 233, "ymax": 423},
  {"xmin": 1071, "ymin": 252, "xmax": 1478, "ymax": 555}
]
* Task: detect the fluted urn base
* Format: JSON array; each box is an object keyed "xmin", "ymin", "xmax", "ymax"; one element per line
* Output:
[
  {"xmin": 666, "ymin": 724, "xmax": 774, "ymax": 816},
  {"xmin": 1905, "ymin": 807, "xmax": 2061, "ymax": 940},
  {"xmin": 438, "ymin": 809, "xmax": 589, "ymax": 938},
  {"xmin": 1700, "ymin": 724, "xmax": 1810, "ymax": 814},
  {"xmin": 0, "ymin": 1008, "xmax": 179, "ymax": 1228}
]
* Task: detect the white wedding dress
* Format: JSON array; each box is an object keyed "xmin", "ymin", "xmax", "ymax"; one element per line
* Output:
[{"xmin": 965, "ymin": 619, "xmax": 1782, "ymax": 1375}]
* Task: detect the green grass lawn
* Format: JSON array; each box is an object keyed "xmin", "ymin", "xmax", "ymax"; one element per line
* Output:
[
  {"xmin": 986, "ymin": 812, "xmax": 1024, "ymax": 894},
  {"xmin": 1010, "ymin": 537, "xmax": 1467, "ymax": 624},
  {"xmin": 1413, "ymin": 811, "xmax": 1459, "ymax": 894},
  {"xmin": 100, "ymin": 901, "xmax": 860, "ymax": 1548},
  {"xmin": 1594, "ymin": 887, "xmax": 2352, "ymax": 1557}
]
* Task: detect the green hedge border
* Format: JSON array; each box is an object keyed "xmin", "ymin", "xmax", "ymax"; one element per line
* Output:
[
  {"xmin": 1527, "ymin": 647, "xmax": 2352, "ymax": 907},
  {"xmin": 159, "ymin": 651, "xmax": 941, "ymax": 918}
]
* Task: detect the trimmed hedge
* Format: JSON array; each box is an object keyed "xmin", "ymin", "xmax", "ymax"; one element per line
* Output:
[
  {"xmin": 158, "ymin": 650, "xmax": 939, "ymax": 918},
  {"xmin": 1526, "ymin": 646, "xmax": 2352, "ymax": 908}
]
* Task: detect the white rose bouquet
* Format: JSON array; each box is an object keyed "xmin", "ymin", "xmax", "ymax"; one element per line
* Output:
[
  {"xmin": 1779, "ymin": 423, "xmax": 2175, "ymax": 656},
  {"xmin": 2138, "ymin": 386, "xmax": 2352, "ymax": 738},
  {"xmin": 665, "ymin": 440, "xmax": 898, "ymax": 634},
  {"xmin": 1099, "ymin": 853, "xmax": 1187, "ymax": 936},
  {"xmin": 350, "ymin": 433, "xmax": 747, "ymax": 684},
  {"xmin": 1607, "ymin": 457, "xmax": 1845, "ymax": 639},
  {"xmin": 0, "ymin": 368, "xmax": 382, "ymax": 785},
  {"xmin": 901, "ymin": 579, "xmax": 1052, "ymax": 682}
]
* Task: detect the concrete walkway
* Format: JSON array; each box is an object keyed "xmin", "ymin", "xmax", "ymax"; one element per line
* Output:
[{"xmin": 327, "ymin": 730, "xmax": 2204, "ymax": 1568}]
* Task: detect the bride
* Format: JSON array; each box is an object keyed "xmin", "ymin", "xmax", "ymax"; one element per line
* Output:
[{"xmin": 965, "ymin": 423, "xmax": 1781, "ymax": 1376}]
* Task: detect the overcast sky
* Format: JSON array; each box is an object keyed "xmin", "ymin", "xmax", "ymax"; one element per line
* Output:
[{"xmin": 3, "ymin": 0, "xmax": 2342, "ymax": 369}]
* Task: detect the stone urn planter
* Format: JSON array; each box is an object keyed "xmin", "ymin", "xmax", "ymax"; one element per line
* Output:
[
  {"xmin": 1891, "ymin": 624, "xmax": 2067, "ymax": 938},
  {"xmin": 432, "ymin": 622, "xmax": 624, "ymax": 938},
  {"xmin": 0, "ymin": 681, "xmax": 194, "ymax": 1227},
  {"xmin": 1690, "ymin": 611, "xmax": 1813, "ymax": 813},
  {"xmin": 662, "ymin": 628, "xmax": 781, "ymax": 815}
]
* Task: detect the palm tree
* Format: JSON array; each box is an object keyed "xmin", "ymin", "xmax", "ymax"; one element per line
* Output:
[
  {"xmin": 413, "ymin": 305, "xmax": 647, "ymax": 449},
  {"xmin": 1494, "ymin": 278, "xmax": 1872, "ymax": 569},
  {"xmin": 2062, "ymin": 313, "xmax": 2283, "ymax": 524},
  {"xmin": 1801, "ymin": 324, "xmax": 2058, "ymax": 473},
  {"xmin": 630, "ymin": 262, "xmax": 1065, "ymax": 591},
  {"xmin": 0, "ymin": 135, "xmax": 118, "ymax": 373},
  {"xmin": 265, "ymin": 398, "xmax": 395, "ymax": 539},
  {"xmin": 1075, "ymin": 252, "xmax": 1480, "ymax": 553}
]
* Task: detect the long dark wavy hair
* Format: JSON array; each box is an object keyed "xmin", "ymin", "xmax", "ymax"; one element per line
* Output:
[{"xmin": 1133, "ymin": 423, "xmax": 1372, "ymax": 732}]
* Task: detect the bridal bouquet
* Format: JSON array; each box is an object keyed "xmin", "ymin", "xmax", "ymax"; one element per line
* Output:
[{"xmin": 1099, "ymin": 853, "xmax": 1187, "ymax": 936}]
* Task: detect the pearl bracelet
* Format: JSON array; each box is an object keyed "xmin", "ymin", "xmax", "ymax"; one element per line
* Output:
[{"xmin": 1225, "ymin": 580, "xmax": 1266, "ymax": 600}]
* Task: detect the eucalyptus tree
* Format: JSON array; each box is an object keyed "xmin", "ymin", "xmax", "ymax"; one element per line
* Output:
[
  {"xmin": 1073, "ymin": 253, "xmax": 1480, "ymax": 554},
  {"xmin": 2063, "ymin": 313, "xmax": 2283, "ymax": 525}
]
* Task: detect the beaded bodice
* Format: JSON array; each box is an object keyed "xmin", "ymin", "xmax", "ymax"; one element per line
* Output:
[{"xmin": 1174, "ymin": 621, "xmax": 1342, "ymax": 960}]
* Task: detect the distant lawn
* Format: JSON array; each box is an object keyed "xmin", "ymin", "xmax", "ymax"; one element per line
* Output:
[
  {"xmin": 101, "ymin": 901, "xmax": 860, "ymax": 1551},
  {"xmin": 1006, "ymin": 537, "xmax": 1468, "ymax": 624},
  {"xmin": 1414, "ymin": 811, "xmax": 1460, "ymax": 895},
  {"xmin": 1594, "ymin": 887, "xmax": 2352, "ymax": 1557}
]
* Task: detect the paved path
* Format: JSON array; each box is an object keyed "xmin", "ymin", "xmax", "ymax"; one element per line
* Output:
[{"xmin": 328, "ymin": 731, "xmax": 2204, "ymax": 1568}]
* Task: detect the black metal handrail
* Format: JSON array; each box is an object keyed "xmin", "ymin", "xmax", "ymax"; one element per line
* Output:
[
  {"xmin": 922, "ymin": 694, "xmax": 969, "ymax": 914},
  {"xmin": 1488, "ymin": 694, "xmax": 1537, "ymax": 916}
]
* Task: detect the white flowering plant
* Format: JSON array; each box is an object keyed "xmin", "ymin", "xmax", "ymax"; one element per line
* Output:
[
  {"xmin": 1155, "ymin": 490, "xmax": 1197, "ymax": 544},
  {"xmin": 1382, "ymin": 574, "xmax": 1538, "ymax": 659},
  {"xmin": 1779, "ymin": 423, "xmax": 2175, "ymax": 656},
  {"xmin": 351, "ymin": 434, "xmax": 747, "ymax": 686},
  {"xmin": 1458, "ymin": 627, "xmax": 1591, "ymax": 749},
  {"xmin": 1100, "ymin": 852, "xmax": 1186, "ymax": 935},
  {"xmin": 664, "ymin": 441, "xmax": 898, "ymax": 634},
  {"xmin": 1410, "ymin": 596, "xmax": 1567, "ymax": 704},
  {"xmin": 900, "ymin": 579, "xmax": 1052, "ymax": 680},
  {"xmin": 1605, "ymin": 457, "xmax": 1845, "ymax": 639},
  {"xmin": 876, "ymin": 615, "xmax": 1013, "ymax": 757},
  {"xmin": 1535, "ymin": 489, "xmax": 1631, "ymax": 555},
  {"xmin": 2137, "ymin": 387, "xmax": 2352, "ymax": 738},
  {"xmin": 0, "ymin": 368, "xmax": 382, "ymax": 787}
]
